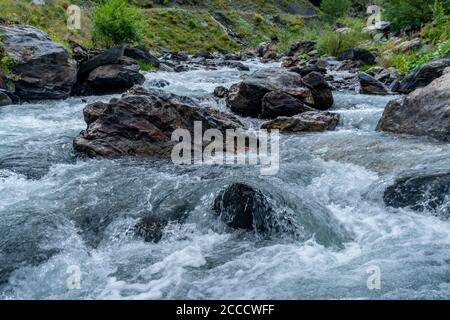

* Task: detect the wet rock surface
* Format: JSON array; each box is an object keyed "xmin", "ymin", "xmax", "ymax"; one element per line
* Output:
[
  {"xmin": 261, "ymin": 111, "xmax": 340, "ymax": 132},
  {"xmin": 74, "ymin": 86, "xmax": 243, "ymax": 157},
  {"xmin": 377, "ymin": 72, "xmax": 450, "ymax": 140},
  {"xmin": 384, "ymin": 172, "xmax": 450, "ymax": 219},
  {"xmin": 0, "ymin": 25, "xmax": 77, "ymax": 100}
]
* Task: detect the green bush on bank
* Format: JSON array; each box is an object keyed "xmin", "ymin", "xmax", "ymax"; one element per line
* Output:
[
  {"xmin": 92, "ymin": 0, "xmax": 144, "ymax": 48},
  {"xmin": 317, "ymin": 25, "xmax": 368, "ymax": 56},
  {"xmin": 320, "ymin": 0, "xmax": 350, "ymax": 23},
  {"xmin": 381, "ymin": 0, "xmax": 450, "ymax": 30}
]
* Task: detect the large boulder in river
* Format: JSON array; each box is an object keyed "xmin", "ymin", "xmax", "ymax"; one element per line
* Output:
[
  {"xmin": 377, "ymin": 72, "xmax": 450, "ymax": 140},
  {"xmin": 74, "ymin": 56, "xmax": 145, "ymax": 96},
  {"xmin": 358, "ymin": 72, "xmax": 389, "ymax": 95},
  {"xmin": 226, "ymin": 67, "xmax": 332, "ymax": 117},
  {"xmin": 213, "ymin": 183, "xmax": 275, "ymax": 231},
  {"xmin": 384, "ymin": 172, "xmax": 450, "ymax": 219},
  {"xmin": 226, "ymin": 68, "xmax": 305, "ymax": 117},
  {"xmin": 396, "ymin": 57, "xmax": 450, "ymax": 94},
  {"xmin": 0, "ymin": 25, "xmax": 77, "ymax": 100},
  {"xmin": 261, "ymin": 111, "xmax": 340, "ymax": 132},
  {"xmin": 302, "ymin": 71, "xmax": 334, "ymax": 110},
  {"xmin": 73, "ymin": 45, "xmax": 145, "ymax": 95},
  {"xmin": 337, "ymin": 48, "xmax": 375, "ymax": 65},
  {"xmin": 261, "ymin": 90, "xmax": 315, "ymax": 119},
  {"xmin": 74, "ymin": 86, "xmax": 243, "ymax": 157}
]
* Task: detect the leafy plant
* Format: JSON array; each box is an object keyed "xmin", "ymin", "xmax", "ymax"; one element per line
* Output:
[
  {"xmin": 320, "ymin": 0, "xmax": 351, "ymax": 23},
  {"xmin": 423, "ymin": 0, "xmax": 450, "ymax": 44},
  {"xmin": 137, "ymin": 59, "xmax": 159, "ymax": 71},
  {"xmin": 407, "ymin": 39, "xmax": 450, "ymax": 69},
  {"xmin": 378, "ymin": 39, "xmax": 450, "ymax": 72},
  {"xmin": 92, "ymin": 0, "xmax": 144, "ymax": 48},
  {"xmin": 317, "ymin": 28, "xmax": 368, "ymax": 56},
  {"xmin": 381, "ymin": 0, "xmax": 450, "ymax": 30}
]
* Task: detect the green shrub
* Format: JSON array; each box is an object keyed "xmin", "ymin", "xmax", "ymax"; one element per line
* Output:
[
  {"xmin": 0, "ymin": 51, "xmax": 20, "ymax": 86},
  {"xmin": 253, "ymin": 13, "xmax": 264, "ymax": 24},
  {"xmin": 320, "ymin": 0, "xmax": 350, "ymax": 23},
  {"xmin": 423, "ymin": 1, "xmax": 450, "ymax": 44},
  {"xmin": 379, "ymin": 39, "xmax": 450, "ymax": 72},
  {"xmin": 92, "ymin": 0, "xmax": 143, "ymax": 48},
  {"xmin": 317, "ymin": 28, "xmax": 367, "ymax": 56},
  {"xmin": 408, "ymin": 39, "xmax": 450, "ymax": 69},
  {"xmin": 137, "ymin": 60, "xmax": 159, "ymax": 71},
  {"xmin": 381, "ymin": 0, "xmax": 450, "ymax": 30}
]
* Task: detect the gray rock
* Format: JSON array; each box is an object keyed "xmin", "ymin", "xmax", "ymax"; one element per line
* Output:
[
  {"xmin": 261, "ymin": 111, "xmax": 340, "ymax": 132},
  {"xmin": 74, "ymin": 86, "xmax": 243, "ymax": 157},
  {"xmin": 74, "ymin": 57, "xmax": 145, "ymax": 96},
  {"xmin": 394, "ymin": 38, "xmax": 421, "ymax": 53},
  {"xmin": 337, "ymin": 48, "xmax": 375, "ymax": 65},
  {"xmin": 0, "ymin": 24, "xmax": 77, "ymax": 100},
  {"xmin": 396, "ymin": 58, "xmax": 450, "ymax": 94},
  {"xmin": 213, "ymin": 86, "xmax": 229, "ymax": 98},
  {"xmin": 285, "ymin": 40, "xmax": 316, "ymax": 57},
  {"xmin": 226, "ymin": 67, "xmax": 333, "ymax": 117},
  {"xmin": 124, "ymin": 45, "xmax": 160, "ymax": 67},
  {"xmin": 78, "ymin": 44, "xmax": 127, "ymax": 78},
  {"xmin": 261, "ymin": 90, "xmax": 315, "ymax": 119},
  {"xmin": 0, "ymin": 91, "xmax": 12, "ymax": 106},
  {"xmin": 226, "ymin": 67, "xmax": 306, "ymax": 117},
  {"xmin": 195, "ymin": 50, "xmax": 214, "ymax": 60},
  {"xmin": 302, "ymin": 71, "xmax": 334, "ymax": 110},
  {"xmin": 290, "ymin": 64, "xmax": 326, "ymax": 77},
  {"xmin": 358, "ymin": 72, "xmax": 389, "ymax": 95},
  {"xmin": 213, "ymin": 183, "xmax": 276, "ymax": 231},
  {"xmin": 377, "ymin": 72, "xmax": 450, "ymax": 140},
  {"xmin": 225, "ymin": 61, "xmax": 250, "ymax": 71},
  {"xmin": 384, "ymin": 171, "xmax": 450, "ymax": 219}
]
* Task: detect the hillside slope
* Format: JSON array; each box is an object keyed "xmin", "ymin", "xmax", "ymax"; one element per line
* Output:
[{"xmin": 0, "ymin": 0, "xmax": 318, "ymax": 52}]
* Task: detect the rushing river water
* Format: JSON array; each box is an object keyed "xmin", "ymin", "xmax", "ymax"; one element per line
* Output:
[{"xmin": 1, "ymin": 61, "xmax": 450, "ymax": 300}]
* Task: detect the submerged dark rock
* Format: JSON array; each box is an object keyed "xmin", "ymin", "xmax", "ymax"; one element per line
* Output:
[
  {"xmin": 213, "ymin": 183, "xmax": 274, "ymax": 231},
  {"xmin": 134, "ymin": 216, "xmax": 165, "ymax": 243},
  {"xmin": 384, "ymin": 172, "xmax": 450, "ymax": 219},
  {"xmin": 213, "ymin": 86, "xmax": 229, "ymax": 98}
]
